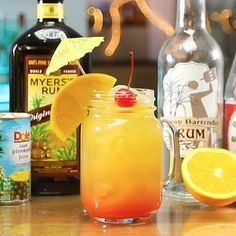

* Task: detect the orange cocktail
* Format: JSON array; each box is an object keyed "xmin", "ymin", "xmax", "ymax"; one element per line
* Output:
[{"xmin": 81, "ymin": 88, "xmax": 163, "ymax": 223}]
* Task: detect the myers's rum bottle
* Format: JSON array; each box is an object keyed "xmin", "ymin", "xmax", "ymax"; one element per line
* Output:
[
  {"xmin": 10, "ymin": 0, "xmax": 90, "ymax": 195},
  {"xmin": 157, "ymin": 0, "xmax": 224, "ymax": 200}
]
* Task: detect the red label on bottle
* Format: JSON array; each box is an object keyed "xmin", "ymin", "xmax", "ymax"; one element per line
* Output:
[{"xmin": 224, "ymin": 101, "xmax": 236, "ymax": 151}]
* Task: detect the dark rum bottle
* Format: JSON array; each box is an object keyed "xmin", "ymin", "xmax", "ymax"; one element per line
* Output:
[{"xmin": 10, "ymin": 0, "xmax": 90, "ymax": 195}]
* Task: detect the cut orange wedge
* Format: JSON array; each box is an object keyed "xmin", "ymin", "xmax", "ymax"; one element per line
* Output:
[
  {"xmin": 50, "ymin": 73, "xmax": 117, "ymax": 141},
  {"xmin": 182, "ymin": 147, "xmax": 236, "ymax": 206}
]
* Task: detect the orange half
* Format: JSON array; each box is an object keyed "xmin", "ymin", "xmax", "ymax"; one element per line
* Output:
[{"xmin": 182, "ymin": 147, "xmax": 236, "ymax": 206}]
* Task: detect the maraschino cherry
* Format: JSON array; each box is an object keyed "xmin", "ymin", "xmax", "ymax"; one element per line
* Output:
[{"xmin": 115, "ymin": 52, "xmax": 136, "ymax": 107}]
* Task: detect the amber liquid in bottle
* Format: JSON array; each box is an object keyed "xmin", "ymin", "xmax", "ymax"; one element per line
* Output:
[{"xmin": 10, "ymin": 0, "xmax": 90, "ymax": 195}]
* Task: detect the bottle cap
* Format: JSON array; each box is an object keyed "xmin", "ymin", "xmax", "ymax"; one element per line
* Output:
[{"xmin": 38, "ymin": 0, "xmax": 64, "ymax": 3}]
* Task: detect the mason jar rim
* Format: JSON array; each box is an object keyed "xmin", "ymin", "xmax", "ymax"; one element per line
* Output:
[
  {"xmin": 91, "ymin": 87, "xmax": 155, "ymax": 102},
  {"xmin": 87, "ymin": 87, "xmax": 156, "ymax": 111}
]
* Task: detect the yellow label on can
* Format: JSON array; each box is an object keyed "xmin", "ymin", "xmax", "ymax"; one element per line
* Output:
[{"xmin": 37, "ymin": 3, "xmax": 64, "ymax": 19}]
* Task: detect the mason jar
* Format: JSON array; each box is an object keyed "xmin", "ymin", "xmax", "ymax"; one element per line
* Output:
[{"xmin": 80, "ymin": 88, "xmax": 180, "ymax": 224}]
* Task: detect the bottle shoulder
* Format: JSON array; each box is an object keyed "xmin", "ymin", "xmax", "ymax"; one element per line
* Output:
[
  {"xmin": 158, "ymin": 29, "xmax": 223, "ymax": 65},
  {"xmin": 11, "ymin": 22, "xmax": 81, "ymax": 52}
]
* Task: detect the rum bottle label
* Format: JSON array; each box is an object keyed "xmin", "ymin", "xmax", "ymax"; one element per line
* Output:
[
  {"xmin": 162, "ymin": 61, "xmax": 222, "ymax": 156},
  {"xmin": 25, "ymin": 55, "xmax": 80, "ymax": 176}
]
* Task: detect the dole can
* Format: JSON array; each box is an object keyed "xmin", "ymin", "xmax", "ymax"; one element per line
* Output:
[{"xmin": 0, "ymin": 113, "xmax": 31, "ymax": 204}]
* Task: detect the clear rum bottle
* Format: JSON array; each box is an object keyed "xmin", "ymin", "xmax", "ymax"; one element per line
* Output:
[
  {"xmin": 157, "ymin": 0, "xmax": 224, "ymax": 200},
  {"xmin": 10, "ymin": 0, "xmax": 90, "ymax": 195}
]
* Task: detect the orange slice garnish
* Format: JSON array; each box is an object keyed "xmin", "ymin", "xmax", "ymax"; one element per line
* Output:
[{"xmin": 50, "ymin": 73, "xmax": 117, "ymax": 141}]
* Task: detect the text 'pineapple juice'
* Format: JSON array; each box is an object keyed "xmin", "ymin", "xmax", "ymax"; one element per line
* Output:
[{"xmin": 0, "ymin": 113, "xmax": 31, "ymax": 204}]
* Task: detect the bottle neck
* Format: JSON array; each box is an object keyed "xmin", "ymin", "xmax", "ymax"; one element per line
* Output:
[
  {"xmin": 176, "ymin": 0, "xmax": 206, "ymax": 31},
  {"xmin": 37, "ymin": 2, "xmax": 64, "ymax": 22}
]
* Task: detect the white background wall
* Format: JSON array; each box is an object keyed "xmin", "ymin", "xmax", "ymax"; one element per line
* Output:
[
  {"xmin": 1, "ymin": 0, "xmax": 88, "ymax": 35},
  {"xmin": 88, "ymin": 0, "xmax": 176, "ymax": 61},
  {"xmin": 1, "ymin": 0, "xmax": 176, "ymax": 61},
  {"xmin": 147, "ymin": 0, "xmax": 176, "ymax": 60}
]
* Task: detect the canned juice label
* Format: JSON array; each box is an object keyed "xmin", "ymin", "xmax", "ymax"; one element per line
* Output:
[{"xmin": 0, "ymin": 114, "xmax": 31, "ymax": 203}]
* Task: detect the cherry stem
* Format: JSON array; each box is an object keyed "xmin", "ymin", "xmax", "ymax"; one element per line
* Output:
[{"xmin": 127, "ymin": 51, "xmax": 134, "ymax": 89}]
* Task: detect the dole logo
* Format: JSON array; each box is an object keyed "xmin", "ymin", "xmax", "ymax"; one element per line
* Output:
[{"xmin": 14, "ymin": 131, "xmax": 30, "ymax": 143}]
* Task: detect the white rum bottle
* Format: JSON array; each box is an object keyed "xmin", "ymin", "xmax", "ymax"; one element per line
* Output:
[{"xmin": 157, "ymin": 0, "xmax": 224, "ymax": 200}]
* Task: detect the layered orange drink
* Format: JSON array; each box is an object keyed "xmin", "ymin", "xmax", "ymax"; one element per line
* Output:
[
  {"xmin": 50, "ymin": 73, "xmax": 165, "ymax": 223},
  {"xmin": 80, "ymin": 85, "xmax": 164, "ymax": 223}
]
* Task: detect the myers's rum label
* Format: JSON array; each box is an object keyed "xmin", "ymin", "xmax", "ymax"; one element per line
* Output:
[{"xmin": 25, "ymin": 55, "xmax": 79, "ymax": 177}]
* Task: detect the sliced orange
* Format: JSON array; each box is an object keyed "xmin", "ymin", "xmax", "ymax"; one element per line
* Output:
[
  {"xmin": 50, "ymin": 73, "xmax": 117, "ymax": 141},
  {"xmin": 182, "ymin": 147, "xmax": 236, "ymax": 206}
]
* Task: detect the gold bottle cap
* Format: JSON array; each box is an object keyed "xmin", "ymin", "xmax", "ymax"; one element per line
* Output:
[{"xmin": 37, "ymin": 3, "xmax": 64, "ymax": 19}]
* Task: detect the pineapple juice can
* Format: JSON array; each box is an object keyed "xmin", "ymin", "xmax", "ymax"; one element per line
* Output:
[{"xmin": 0, "ymin": 113, "xmax": 31, "ymax": 204}]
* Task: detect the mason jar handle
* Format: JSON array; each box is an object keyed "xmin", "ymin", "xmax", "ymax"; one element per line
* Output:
[{"xmin": 160, "ymin": 119, "xmax": 181, "ymax": 187}]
